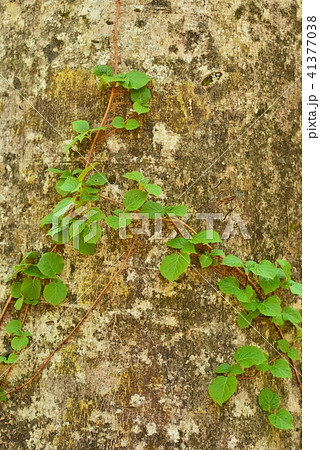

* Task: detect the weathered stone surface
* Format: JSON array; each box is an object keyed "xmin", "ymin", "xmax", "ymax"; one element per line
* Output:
[{"xmin": 0, "ymin": 0, "xmax": 301, "ymax": 448}]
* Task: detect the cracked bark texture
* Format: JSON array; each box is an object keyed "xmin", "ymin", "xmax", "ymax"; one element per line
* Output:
[{"xmin": 0, "ymin": 0, "xmax": 301, "ymax": 449}]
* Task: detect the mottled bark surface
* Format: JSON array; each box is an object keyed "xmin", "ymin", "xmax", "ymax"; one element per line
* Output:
[{"xmin": 0, "ymin": 0, "xmax": 301, "ymax": 448}]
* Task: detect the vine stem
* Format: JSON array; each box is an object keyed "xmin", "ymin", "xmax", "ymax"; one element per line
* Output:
[
  {"xmin": 0, "ymin": 238, "xmax": 136, "ymax": 399},
  {"xmin": 0, "ymin": 254, "xmax": 23, "ymax": 326},
  {"xmin": 85, "ymin": 0, "xmax": 121, "ymax": 168},
  {"xmin": 98, "ymin": 193, "xmax": 123, "ymax": 205},
  {"xmin": 273, "ymin": 323, "xmax": 302, "ymax": 392}
]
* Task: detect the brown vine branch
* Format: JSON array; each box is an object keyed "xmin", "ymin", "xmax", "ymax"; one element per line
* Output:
[{"xmin": 0, "ymin": 238, "xmax": 136, "ymax": 399}]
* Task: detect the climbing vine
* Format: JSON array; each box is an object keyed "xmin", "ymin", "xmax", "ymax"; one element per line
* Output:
[{"xmin": 0, "ymin": 0, "xmax": 301, "ymax": 432}]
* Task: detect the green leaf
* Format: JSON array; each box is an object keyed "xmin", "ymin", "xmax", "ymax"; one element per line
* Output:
[
  {"xmin": 69, "ymin": 220, "xmax": 86, "ymax": 239},
  {"xmin": 0, "ymin": 387, "xmax": 7, "ymax": 402},
  {"xmin": 164, "ymin": 205, "xmax": 188, "ymax": 217},
  {"xmin": 86, "ymin": 172, "xmax": 108, "ymax": 186},
  {"xmin": 282, "ymin": 306, "xmax": 302, "ymax": 325},
  {"xmin": 160, "ymin": 253, "xmax": 190, "ymax": 282},
  {"xmin": 221, "ymin": 255, "xmax": 243, "ymax": 267},
  {"xmin": 40, "ymin": 213, "xmax": 53, "ymax": 228},
  {"xmin": 7, "ymin": 353, "xmax": 17, "ymax": 364},
  {"xmin": 199, "ymin": 254, "xmax": 213, "ymax": 268},
  {"xmin": 287, "ymin": 348, "xmax": 299, "ymax": 360},
  {"xmin": 133, "ymin": 101, "xmax": 150, "ymax": 115},
  {"xmin": 145, "ymin": 183, "xmax": 162, "ymax": 196},
  {"xmin": 229, "ymin": 364, "xmax": 243, "ymax": 375},
  {"xmin": 211, "ymin": 249, "xmax": 225, "ymax": 257},
  {"xmin": 73, "ymin": 233, "xmax": 96, "ymax": 255},
  {"xmin": 105, "ymin": 213, "xmax": 132, "ymax": 230},
  {"xmin": 165, "ymin": 237, "xmax": 187, "ymax": 249},
  {"xmin": 5, "ymin": 320, "xmax": 22, "ymax": 334},
  {"xmin": 276, "ymin": 259, "xmax": 292, "ymax": 280},
  {"xmin": 277, "ymin": 339, "xmax": 290, "ymax": 353},
  {"xmin": 258, "ymin": 296, "xmax": 281, "ymax": 317},
  {"xmin": 47, "ymin": 168, "xmax": 65, "ymax": 174},
  {"xmin": 60, "ymin": 177, "xmax": 80, "ymax": 193},
  {"xmin": 92, "ymin": 64, "xmax": 113, "ymax": 77},
  {"xmin": 82, "ymin": 224, "xmax": 102, "ymax": 244},
  {"xmin": 270, "ymin": 359, "xmax": 292, "ymax": 378},
  {"xmin": 86, "ymin": 208, "xmax": 105, "ymax": 223},
  {"xmin": 21, "ymin": 278, "xmax": 41, "ymax": 300},
  {"xmin": 218, "ymin": 276, "xmax": 239, "ymax": 295},
  {"xmin": 259, "ymin": 276, "xmax": 280, "ymax": 295},
  {"xmin": 215, "ymin": 363, "xmax": 231, "ymax": 374},
  {"xmin": 258, "ymin": 387, "xmax": 280, "ymax": 412},
  {"xmin": 190, "ymin": 230, "xmax": 221, "ymax": 245},
  {"xmin": 268, "ymin": 409, "xmax": 293, "ymax": 430},
  {"xmin": 122, "ymin": 71, "xmax": 151, "ymax": 90},
  {"xmin": 14, "ymin": 297, "xmax": 24, "ymax": 310},
  {"xmin": 208, "ymin": 375, "xmax": 237, "ymax": 406},
  {"xmin": 255, "ymin": 361, "xmax": 270, "ymax": 372},
  {"xmin": 234, "ymin": 346, "xmax": 267, "ymax": 368},
  {"xmin": 237, "ymin": 311, "xmax": 260, "ymax": 330},
  {"xmin": 43, "ymin": 281, "xmax": 68, "ymax": 307},
  {"xmin": 72, "ymin": 120, "xmax": 90, "ymax": 133},
  {"xmin": 123, "ymin": 171, "xmax": 144, "ymax": 182},
  {"xmin": 11, "ymin": 282, "xmax": 22, "ymax": 298},
  {"xmin": 11, "ymin": 335, "xmax": 29, "ymax": 351},
  {"xmin": 38, "ymin": 253, "xmax": 64, "ymax": 278},
  {"xmin": 130, "ymin": 86, "xmax": 151, "ymax": 103},
  {"xmin": 77, "ymin": 162, "xmax": 98, "ymax": 182},
  {"xmin": 111, "ymin": 116, "xmax": 125, "ymax": 129},
  {"xmin": 53, "ymin": 197, "xmax": 75, "ymax": 216},
  {"xmin": 289, "ymin": 281, "xmax": 302, "ymax": 298},
  {"xmin": 123, "ymin": 189, "xmax": 147, "ymax": 211},
  {"xmin": 271, "ymin": 314, "xmax": 285, "ymax": 326},
  {"xmin": 140, "ymin": 201, "xmax": 164, "ymax": 219},
  {"xmin": 250, "ymin": 260, "xmax": 277, "ymax": 279},
  {"xmin": 179, "ymin": 242, "xmax": 196, "ymax": 254},
  {"xmin": 125, "ymin": 119, "xmax": 139, "ymax": 131}
]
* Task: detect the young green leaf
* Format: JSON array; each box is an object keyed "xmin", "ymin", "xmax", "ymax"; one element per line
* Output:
[
  {"xmin": 180, "ymin": 242, "xmax": 196, "ymax": 254},
  {"xmin": 221, "ymin": 255, "xmax": 243, "ymax": 267},
  {"xmin": 130, "ymin": 86, "xmax": 151, "ymax": 103},
  {"xmin": 72, "ymin": 120, "xmax": 90, "ymax": 133},
  {"xmin": 164, "ymin": 205, "xmax": 188, "ymax": 217},
  {"xmin": 277, "ymin": 339, "xmax": 290, "ymax": 353},
  {"xmin": 82, "ymin": 223, "xmax": 102, "ymax": 244},
  {"xmin": 282, "ymin": 306, "xmax": 302, "ymax": 325},
  {"xmin": 111, "ymin": 116, "xmax": 125, "ymax": 129},
  {"xmin": 77, "ymin": 162, "xmax": 99, "ymax": 182},
  {"xmin": 123, "ymin": 171, "xmax": 144, "ymax": 182},
  {"xmin": 123, "ymin": 189, "xmax": 147, "ymax": 211},
  {"xmin": 92, "ymin": 64, "xmax": 113, "ymax": 77},
  {"xmin": 287, "ymin": 348, "xmax": 299, "ymax": 360},
  {"xmin": 190, "ymin": 230, "xmax": 221, "ymax": 245},
  {"xmin": 208, "ymin": 375, "xmax": 237, "ymax": 406},
  {"xmin": 249, "ymin": 260, "xmax": 277, "ymax": 279},
  {"xmin": 259, "ymin": 276, "xmax": 280, "ymax": 295},
  {"xmin": 140, "ymin": 201, "xmax": 164, "ymax": 219},
  {"xmin": 133, "ymin": 102, "xmax": 150, "ymax": 115},
  {"xmin": 165, "ymin": 237, "xmax": 188, "ymax": 249},
  {"xmin": 270, "ymin": 359, "xmax": 292, "ymax": 378},
  {"xmin": 258, "ymin": 387, "xmax": 280, "ymax": 412},
  {"xmin": 229, "ymin": 364, "xmax": 243, "ymax": 375},
  {"xmin": 199, "ymin": 254, "xmax": 213, "ymax": 268},
  {"xmin": 60, "ymin": 177, "xmax": 81, "ymax": 193},
  {"xmin": 86, "ymin": 172, "xmax": 108, "ymax": 186},
  {"xmin": 255, "ymin": 361, "xmax": 270, "ymax": 372},
  {"xmin": 86, "ymin": 208, "xmax": 105, "ymax": 223},
  {"xmin": 21, "ymin": 278, "xmax": 41, "ymax": 300},
  {"xmin": 40, "ymin": 213, "xmax": 53, "ymax": 228},
  {"xmin": 73, "ymin": 233, "xmax": 96, "ymax": 255},
  {"xmin": 211, "ymin": 249, "xmax": 225, "ymax": 257},
  {"xmin": 38, "ymin": 253, "xmax": 64, "ymax": 278},
  {"xmin": 289, "ymin": 281, "xmax": 302, "ymax": 298},
  {"xmin": 237, "ymin": 311, "xmax": 260, "ymax": 330},
  {"xmin": 160, "ymin": 253, "xmax": 190, "ymax": 282},
  {"xmin": 14, "ymin": 297, "xmax": 24, "ymax": 310},
  {"xmin": 145, "ymin": 183, "xmax": 162, "ymax": 196},
  {"xmin": 0, "ymin": 387, "xmax": 7, "ymax": 402},
  {"xmin": 122, "ymin": 71, "xmax": 151, "ymax": 90},
  {"xmin": 125, "ymin": 119, "xmax": 139, "ymax": 130},
  {"xmin": 11, "ymin": 282, "xmax": 22, "ymax": 298},
  {"xmin": 234, "ymin": 346, "xmax": 267, "ymax": 368},
  {"xmin": 268, "ymin": 409, "xmax": 293, "ymax": 430},
  {"xmin": 11, "ymin": 335, "xmax": 29, "ymax": 351},
  {"xmin": 53, "ymin": 197, "xmax": 75, "ymax": 216},
  {"xmin": 215, "ymin": 363, "xmax": 231, "ymax": 374},
  {"xmin": 5, "ymin": 320, "xmax": 22, "ymax": 334},
  {"xmin": 43, "ymin": 281, "xmax": 68, "ymax": 307},
  {"xmin": 105, "ymin": 212, "xmax": 132, "ymax": 230},
  {"xmin": 276, "ymin": 259, "xmax": 292, "ymax": 280},
  {"xmin": 258, "ymin": 296, "xmax": 281, "ymax": 317},
  {"xmin": 218, "ymin": 276, "xmax": 239, "ymax": 295}
]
